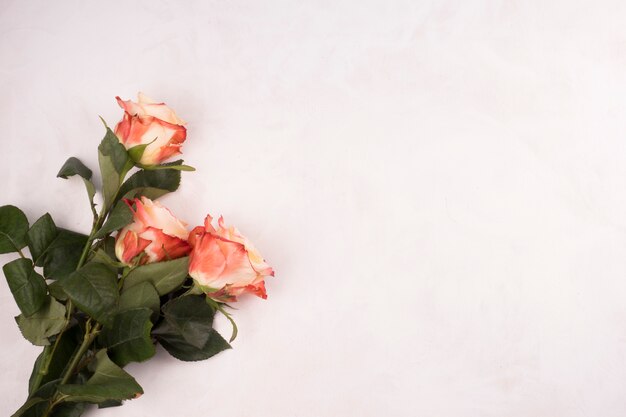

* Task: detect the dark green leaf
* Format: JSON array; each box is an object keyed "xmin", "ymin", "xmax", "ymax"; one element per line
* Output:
[
  {"xmin": 100, "ymin": 308, "xmax": 155, "ymax": 366},
  {"xmin": 3, "ymin": 258, "xmax": 47, "ymax": 316},
  {"xmin": 0, "ymin": 205, "xmax": 29, "ymax": 254},
  {"xmin": 28, "ymin": 217, "xmax": 89, "ymax": 280},
  {"xmin": 63, "ymin": 263, "xmax": 119, "ymax": 325},
  {"xmin": 59, "ymin": 349, "xmax": 143, "ymax": 403},
  {"xmin": 29, "ymin": 326, "xmax": 82, "ymax": 395},
  {"xmin": 48, "ymin": 281, "xmax": 68, "ymax": 301},
  {"xmin": 57, "ymin": 157, "xmax": 93, "ymax": 180},
  {"xmin": 14, "ymin": 379, "xmax": 59, "ymax": 417},
  {"xmin": 118, "ymin": 282, "xmax": 159, "ymax": 315},
  {"xmin": 155, "ymin": 323, "xmax": 231, "ymax": 362},
  {"xmin": 123, "ymin": 257, "xmax": 189, "ymax": 295},
  {"xmin": 57, "ymin": 157, "xmax": 96, "ymax": 218},
  {"xmin": 115, "ymin": 161, "xmax": 182, "ymax": 205},
  {"xmin": 16, "ymin": 297, "xmax": 67, "ymax": 346},
  {"xmin": 98, "ymin": 400, "xmax": 122, "ymax": 409},
  {"xmin": 161, "ymin": 296, "xmax": 215, "ymax": 348},
  {"xmin": 10, "ymin": 397, "xmax": 47, "ymax": 417},
  {"xmin": 27, "ymin": 214, "xmax": 58, "ymax": 265},
  {"xmin": 101, "ymin": 236, "xmax": 117, "ymax": 261},
  {"xmin": 91, "ymin": 249, "xmax": 124, "ymax": 269},
  {"xmin": 42, "ymin": 230, "xmax": 89, "ymax": 281},
  {"xmin": 98, "ymin": 128, "xmax": 131, "ymax": 209},
  {"xmin": 50, "ymin": 402, "xmax": 87, "ymax": 417},
  {"xmin": 141, "ymin": 163, "xmax": 195, "ymax": 171},
  {"xmin": 94, "ymin": 200, "xmax": 133, "ymax": 239}
]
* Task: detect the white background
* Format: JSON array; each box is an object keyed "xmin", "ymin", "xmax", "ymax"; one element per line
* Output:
[{"xmin": 1, "ymin": 0, "xmax": 626, "ymax": 416}]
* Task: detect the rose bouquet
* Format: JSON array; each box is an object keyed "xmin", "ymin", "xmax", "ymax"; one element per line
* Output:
[{"xmin": 1, "ymin": 94, "xmax": 274, "ymax": 416}]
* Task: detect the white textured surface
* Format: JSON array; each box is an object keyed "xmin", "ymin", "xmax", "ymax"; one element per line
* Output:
[{"xmin": 2, "ymin": 1, "xmax": 626, "ymax": 415}]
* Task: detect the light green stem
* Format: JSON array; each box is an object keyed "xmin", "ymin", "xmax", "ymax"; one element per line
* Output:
[
  {"xmin": 28, "ymin": 345, "xmax": 52, "ymax": 395},
  {"xmin": 60, "ymin": 320, "xmax": 101, "ymax": 385}
]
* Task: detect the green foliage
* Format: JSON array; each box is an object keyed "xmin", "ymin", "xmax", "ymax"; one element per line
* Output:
[
  {"xmin": 127, "ymin": 143, "xmax": 150, "ymax": 163},
  {"xmin": 91, "ymin": 248, "xmax": 124, "ymax": 269},
  {"xmin": 49, "ymin": 402, "xmax": 87, "ymax": 417},
  {"xmin": 16, "ymin": 378, "xmax": 87, "ymax": 416},
  {"xmin": 161, "ymin": 296, "xmax": 215, "ymax": 348},
  {"xmin": 16, "ymin": 297, "xmax": 66, "ymax": 346},
  {"xmin": 47, "ymin": 281, "xmax": 68, "ymax": 302},
  {"xmin": 98, "ymin": 128, "xmax": 132, "ymax": 209},
  {"xmin": 57, "ymin": 157, "xmax": 96, "ymax": 216},
  {"xmin": 98, "ymin": 400, "xmax": 122, "ymax": 409},
  {"xmin": 123, "ymin": 257, "xmax": 189, "ymax": 295},
  {"xmin": 63, "ymin": 263, "xmax": 119, "ymax": 326},
  {"xmin": 0, "ymin": 205, "xmax": 29, "ymax": 254},
  {"xmin": 4, "ymin": 111, "xmax": 265, "ymax": 416},
  {"xmin": 28, "ymin": 326, "xmax": 83, "ymax": 395},
  {"xmin": 155, "ymin": 324, "xmax": 231, "ymax": 362},
  {"xmin": 42, "ymin": 230, "xmax": 89, "ymax": 281},
  {"xmin": 27, "ymin": 215, "xmax": 89, "ymax": 281},
  {"xmin": 153, "ymin": 295, "xmax": 231, "ymax": 362},
  {"xmin": 116, "ymin": 161, "xmax": 182, "ymax": 204},
  {"xmin": 44, "ymin": 230, "xmax": 89, "ymax": 281},
  {"xmin": 100, "ymin": 236, "xmax": 118, "ymax": 262},
  {"xmin": 141, "ymin": 162, "xmax": 195, "ymax": 171},
  {"xmin": 27, "ymin": 214, "xmax": 57, "ymax": 264},
  {"xmin": 100, "ymin": 308, "xmax": 156, "ymax": 366},
  {"xmin": 10, "ymin": 397, "xmax": 47, "ymax": 417},
  {"xmin": 3, "ymin": 258, "xmax": 47, "ymax": 317},
  {"xmin": 57, "ymin": 157, "xmax": 93, "ymax": 180},
  {"xmin": 118, "ymin": 281, "xmax": 160, "ymax": 315},
  {"xmin": 58, "ymin": 349, "xmax": 143, "ymax": 403},
  {"xmin": 94, "ymin": 200, "xmax": 133, "ymax": 239}
]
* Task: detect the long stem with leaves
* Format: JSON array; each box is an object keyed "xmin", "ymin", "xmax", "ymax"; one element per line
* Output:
[
  {"xmin": 32, "ymin": 173, "xmax": 127, "ymax": 412},
  {"xmin": 29, "ymin": 203, "xmax": 109, "ymax": 396}
]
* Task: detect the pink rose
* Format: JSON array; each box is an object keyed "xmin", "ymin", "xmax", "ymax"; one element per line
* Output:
[
  {"xmin": 188, "ymin": 215, "xmax": 274, "ymax": 302},
  {"xmin": 115, "ymin": 197, "xmax": 191, "ymax": 265},
  {"xmin": 114, "ymin": 93, "xmax": 187, "ymax": 165}
]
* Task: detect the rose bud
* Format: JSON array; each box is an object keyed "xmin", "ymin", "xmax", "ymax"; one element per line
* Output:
[
  {"xmin": 188, "ymin": 215, "xmax": 274, "ymax": 302},
  {"xmin": 114, "ymin": 92, "xmax": 187, "ymax": 165},
  {"xmin": 115, "ymin": 197, "xmax": 191, "ymax": 266}
]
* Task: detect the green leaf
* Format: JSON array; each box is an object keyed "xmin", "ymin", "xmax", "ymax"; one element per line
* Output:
[
  {"xmin": 94, "ymin": 200, "xmax": 133, "ymax": 239},
  {"xmin": 161, "ymin": 296, "xmax": 215, "ymax": 348},
  {"xmin": 43, "ymin": 230, "xmax": 89, "ymax": 281},
  {"xmin": 141, "ymin": 163, "xmax": 196, "ymax": 171},
  {"xmin": 100, "ymin": 308, "xmax": 156, "ymax": 366},
  {"xmin": 27, "ymin": 214, "xmax": 58, "ymax": 265},
  {"xmin": 155, "ymin": 323, "xmax": 231, "ymax": 362},
  {"xmin": 123, "ymin": 257, "xmax": 189, "ymax": 295},
  {"xmin": 15, "ymin": 379, "xmax": 63, "ymax": 417},
  {"xmin": 127, "ymin": 143, "xmax": 150, "ymax": 163},
  {"xmin": 98, "ymin": 400, "xmax": 122, "ymax": 408},
  {"xmin": 48, "ymin": 281, "xmax": 68, "ymax": 301},
  {"xmin": 10, "ymin": 397, "xmax": 47, "ymax": 417},
  {"xmin": 57, "ymin": 157, "xmax": 93, "ymax": 180},
  {"xmin": 101, "ymin": 236, "xmax": 117, "ymax": 260},
  {"xmin": 3, "ymin": 258, "xmax": 47, "ymax": 317},
  {"xmin": 98, "ymin": 128, "xmax": 131, "ymax": 209},
  {"xmin": 28, "ymin": 325, "xmax": 83, "ymax": 395},
  {"xmin": 59, "ymin": 349, "xmax": 143, "ymax": 403},
  {"xmin": 91, "ymin": 248, "xmax": 124, "ymax": 269},
  {"xmin": 28, "ymin": 221, "xmax": 89, "ymax": 281},
  {"xmin": 0, "ymin": 205, "xmax": 29, "ymax": 254},
  {"xmin": 115, "ymin": 161, "xmax": 182, "ymax": 204},
  {"xmin": 63, "ymin": 263, "xmax": 119, "ymax": 325},
  {"xmin": 50, "ymin": 402, "xmax": 87, "ymax": 417},
  {"xmin": 16, "ymin": 297, "xmax": 67, "ymax": 346},
  {"xmin": 57, "ymin": 157, "xmax": 96, "ymax": 218},
  {"xmin": 118, "ymin": 281, "xmax": 160, "ymax": 315}
]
